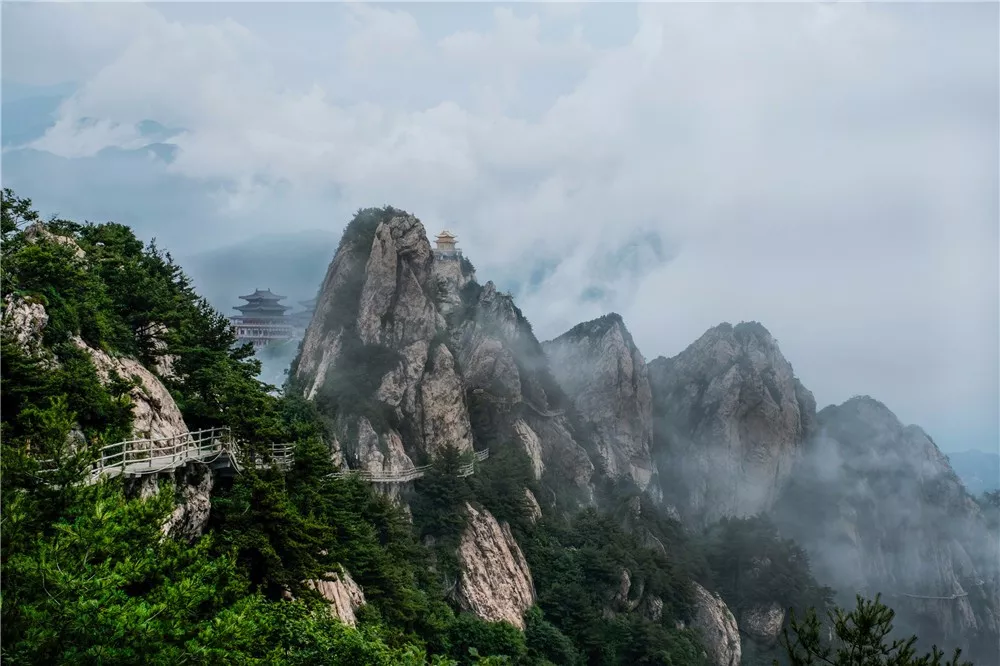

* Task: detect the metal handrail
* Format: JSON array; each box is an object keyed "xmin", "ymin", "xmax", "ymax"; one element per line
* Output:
[
  {"xmin": 327, "ymin": 449, "xmax": 490, "ymax": 483},
  {"xmin": 35, "ymin": 431, "xmax": 489, "ymax": 486}
]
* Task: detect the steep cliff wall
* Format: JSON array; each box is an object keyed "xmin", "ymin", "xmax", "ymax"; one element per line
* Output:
[
  {"xmin": 648, "ymin": 321, "xmax": 816, "ymax": 525},
  {"xmin": 774, "ymin": 396, "xmax": 1000, "ymax": 662},
  {"xmin": 543, "ymin": 313, "xmax": 654, "ymax": 492},
  {"xmin": 292, "ymin": 210, "xmax": 472, "ymax": 473},
  {"xmin": 455, "ymin": 503, "xmax": 536, "ymax": 629}
]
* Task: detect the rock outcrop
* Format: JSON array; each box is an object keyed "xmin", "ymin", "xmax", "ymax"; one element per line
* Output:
[
  {"xmin": 690, "ymin": 582, "xmax": 741, "ymax": 666},
  {"xmin": 306, "ymin": 569, "xmax": 367, "ymax": 627},
  {"xmin": 648, "ymin": 321, "xmax": 815, "ymax": 525},
  {"xmin": 73, "ymin": 336, "xmax": 189, "ymax": 442},
  {"xmin": 160, "ymin": 462, "xmax": 215, "ymax": 542},
  {"xmin": 543, "ymin": 313, "xmax": 654, "ymax": 490},
  {"xmin": 2, "ymin": 294, "xmax": 50, "ymax": 354},
  {"xmin": 774, "ymin": 396, "xmax": 1000, "ymax": 661},
  {"xmin": 293, "ymin": 212, "xmax": 471, "ymax": 470},
  {"xmin": 741, "ymin": 602, "xmax": 785, "ymax": 644},
  {"xmin": 455, "ymin": 503, "xmax": 535, "ymax": 629}
]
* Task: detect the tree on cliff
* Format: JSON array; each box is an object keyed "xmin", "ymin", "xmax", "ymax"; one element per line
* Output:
[{"xmin": 780, "ymin": 594, "xmax": 973, "ymax": 666}]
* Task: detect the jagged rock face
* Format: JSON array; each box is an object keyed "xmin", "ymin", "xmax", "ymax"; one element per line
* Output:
[
  {"xmin": 691, "ymin": 582, "xmax": 741, "ymax": 666},
  {"xmin": 24, "ymin": 222, "xmax": 87, "ymax": 259},
  {"xmin": 357, "ymin": 216, "xmax": 441, "ymax": 347},
  {"xmin": 455, "ymin": 281, "xmax": 594, "ymax": 496},
  {"xmin": 455, "ymin": 282, "xmax": 523, "ymax": 400},
  {"xmin": 524, "ymin": 488, "xmax": 542, "ymax": 524},
  {"xmin": 2, "ymin": 294, "xmax": 50, "ymax": 354},
  {"xmin": 431, "ymin": 253, "xmax": 473, "ymax": 316},
  {"xmin": 294, "ymin": 213, "xmax": 470, "ymax": 465},
  {"xmin": 296, "ymin": 241, "xmax": 359, "ymax": 400},
  {"xmin": 160, "ymin": 462, "xmax": 215, "ymax": 542},
  {"xmin": 456, "ymin": 503, "xmax": 535, "ymax": 629},
  {"xmin": 648, "ymin": 321, "xmax": 816, "ymax": 525},
  {"xmin": 544, "ymin": 314, "xmax": 654, "ymax": 490},
  {"xmin": 420, "ymin": 344, "xmax": 473, "ymax": 455},
  {"xmin": 741, "ymin": 603, "xmax": 785, "ymax": 644},
  {"xmin": 73, "ymin": 337, "xmax": 189, "ymax": 442},
  {"xmin": 352, "ymin": 417, "xmax": 415, "ymax": 476},
  {"xmin": 774, "ymin": 396, "xmax": 1000, "ymax": 660},
  {"xmin": 512, "ymin": 419, "xmax": 545, "ymax": 480},
  {"xmin": 306, "ymin": 569, "xmax": 367, "ymax": 627}
]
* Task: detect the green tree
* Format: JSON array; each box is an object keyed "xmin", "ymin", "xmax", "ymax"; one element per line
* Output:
[{"xmin": 780, "ymin": 595, "xmax": 973, "ymax": 666}]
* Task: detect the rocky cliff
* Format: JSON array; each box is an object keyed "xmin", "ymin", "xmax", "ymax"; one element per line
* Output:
[
  {"xmin": 455, "ymin": 503, "xmax": 536, "ymax": 629},
  {"xmin": 648, "ymin": 321, "xmax": 816, "ymax": 525},
  {"xmin": 292, "ymin": 210, "xmax": 472, "ymax": 474},
  {"xmin": 543, "ymin": 313, "xmax": 655, "ymax": 493},
  {"xmin": 773, "ymin": 396, "xmax": 1000, "ymax": 662},
  {"xmin": 690, "ymin": 582, "xmax": 742, "ymax": 666}
]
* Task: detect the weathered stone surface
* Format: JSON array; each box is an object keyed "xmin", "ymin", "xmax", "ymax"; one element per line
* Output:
[
  {"xmin": 307, "ymin": 569, "xmax": 367, "ymax": 627},
  {"xmin": 512, "ymin": 419, "xmax": 545, "ymax": 480},
  {"xmin": 691, "ymin": 582, "xmax": 741, "ymax": 666},
  {"xmin": 296, "ymin": 240, "xmax": 360, "ymax": 399},
  {"xmin": 420, "ymin": 344, "xmax": 473, "ymax": 455},
  {"xmin": 73, "ymin": 337, "xmax": 189, "ymax": 442},
  {"xmin": 161, "ymin": 462, "xmax": 214, "ymax": 542},
  {"xmin": 352, "ymin": 417, "xmax": 416, "ymax": 476},
  {"xmin": 24, "ymin": 222, "xmax": 86, "ymax": 259},
  {"xmin": 741, "ymin": 602, "xmax": 785, "ymax": 644},
  {"xmin": 456, "ymin": 503, "xmax": 535, "ymax": 630},
  {"xmin": 524, "ymin": 488, "xmax": 542, "ymax": 524},
  {"xmin": 2, "ymin": 294, "xmax": 50, "ymax": 353},
  {"xmin": 431, "ymin": 253, "xmax": 472, "ymax": 316},
  {"xmin": 775, "ymin": 396, "xmax": 1000, "ymax": 658},
  {"xmin": 544, "ymin": 313, "xmax": 654, "ymax": 490},
  {"xmin": 648, "ymin": 321, "xmax": 815, "ymax": 524},
  {"xmin": 358, "ymin": 216, "xmax": 438, "ymax": 347}
]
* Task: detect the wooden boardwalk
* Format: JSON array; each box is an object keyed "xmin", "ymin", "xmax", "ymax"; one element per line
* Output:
[{"xmin": 36, "ymin": 428, "xmax": 487, "ymax": 486}]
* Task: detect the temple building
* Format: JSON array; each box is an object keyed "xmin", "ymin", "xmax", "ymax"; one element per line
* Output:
[
  {"xmin": 433, "ymin": 230, "xmax": 462, "ymax": 260},
  {"xmin": 291, "ymin": 297, "xmax": 317, "ymax": 329},
  {"xmin": 230, "ymin": 289, "xmax": 296, "ymax": 350}
]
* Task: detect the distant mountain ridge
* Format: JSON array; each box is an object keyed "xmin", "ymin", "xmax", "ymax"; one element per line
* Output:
[{"xmin": 946, "ymin": 449, "xmax": 1000, "ymax": 495}]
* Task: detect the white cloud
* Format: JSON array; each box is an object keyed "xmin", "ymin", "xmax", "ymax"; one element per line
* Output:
[{"xmin": 3, "ymin": 1, "xmax": 997, "ymax": 450}]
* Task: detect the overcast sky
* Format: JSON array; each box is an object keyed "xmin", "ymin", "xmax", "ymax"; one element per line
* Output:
[{"xmin": 2, "ymin": 1, "xmax": 998, "ymax": 454}]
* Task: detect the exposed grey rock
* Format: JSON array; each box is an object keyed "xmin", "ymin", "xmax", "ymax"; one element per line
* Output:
[
  {"xmin": 358, "ymin": 215, "xmax": 439, "ymax": 348},
  {"xmin": 2, "ymin": 294, "xmax": 50, "ymax": 353},
  {"xmin": 306, "ymin": 569, "xmax": 367, "ymax": 626},
  {"xmin": 648, "ymin": 321, "xmax": 815, "ymax": 525},
  {"xmin": 161, "ymin": 462, "xmax": 214, "ymax": 542},
  {"xmin": 544, "ymin": 313, "xmax": 654, "ymax": 490},
  {"xmin": 137, "ymin": 322, "xmax": 177, "ymax": 379},
  {"xmin": 524, "ymin": 488, "xmax": 542, "ymax": 524},
  {"xmin": 741, "ymin": 602, "xmax": 785, "ymax": 644},
  {"xmin": 512, "ymin": 419, "xmax": 545, "ymax": 480},
  {"xmin": 352, "ymin": 416, "xmax": 416, "ymax": 476},
  {"xmin": 431, "ymin": 252, "xmax": 472, "ymax": 316},
  {"xmin": 420, "ymin": 343, "xmax": 473, "ymax": 455},
  {"xmin": 72, "ymin": 336, "xmax": 190, "ymax": 442},
  {"xmin": 691, "ymin": 582, "xmax": 741, "ymax": 666},
  {"xmin": 456, "ymin": 503, "xmax": 535, "ymax": 630},
  {"xmin": 24, "ymin": 222, "xmax": 86, "ymax": 259},
  {"xmin": 775, "ymin": 396, "xmax": 1000, "ymax": 659}
]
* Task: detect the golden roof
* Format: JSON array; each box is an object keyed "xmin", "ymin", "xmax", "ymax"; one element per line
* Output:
[{"xmin": 435, "ymin": 230, "xmax": 457, "ymax": 241}]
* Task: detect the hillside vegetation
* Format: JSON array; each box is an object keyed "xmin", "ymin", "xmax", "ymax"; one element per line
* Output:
[{"xmin": 0, "ymin": 189, "xmax": 975, "ymax": 666}]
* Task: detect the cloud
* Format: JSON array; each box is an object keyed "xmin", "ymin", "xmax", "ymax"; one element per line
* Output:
[{"xmin": 2, "ymin": 2, "xmax": 997, "ymax": 451}]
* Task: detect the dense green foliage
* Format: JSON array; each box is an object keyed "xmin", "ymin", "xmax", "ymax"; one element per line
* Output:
[
  {"xmin": 781, "ymin": 594, "xmax": 972, "ymax": 666},
  {"xmin": 2, "ymin": 190, "xmax": 962, "ymax": 666},
  {"xmin": 0, "ymin": 191, "xmax": 525, "ymax": 665}
]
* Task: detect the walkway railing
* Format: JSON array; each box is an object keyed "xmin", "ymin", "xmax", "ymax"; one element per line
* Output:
[
  {"xmin": 37, "ymin": 429, "xmax": 489, "ymax": 486},
  {"xmin": 471, "ymin": 388, "xmax": 563, "ymax": 418},
  {"xmin": 327, "ymin": 448, "xmax": 490, "ymax": 483},
  {"xmin": 36, "ymin": 428, "xmax": 292, "ymax": 485}
]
